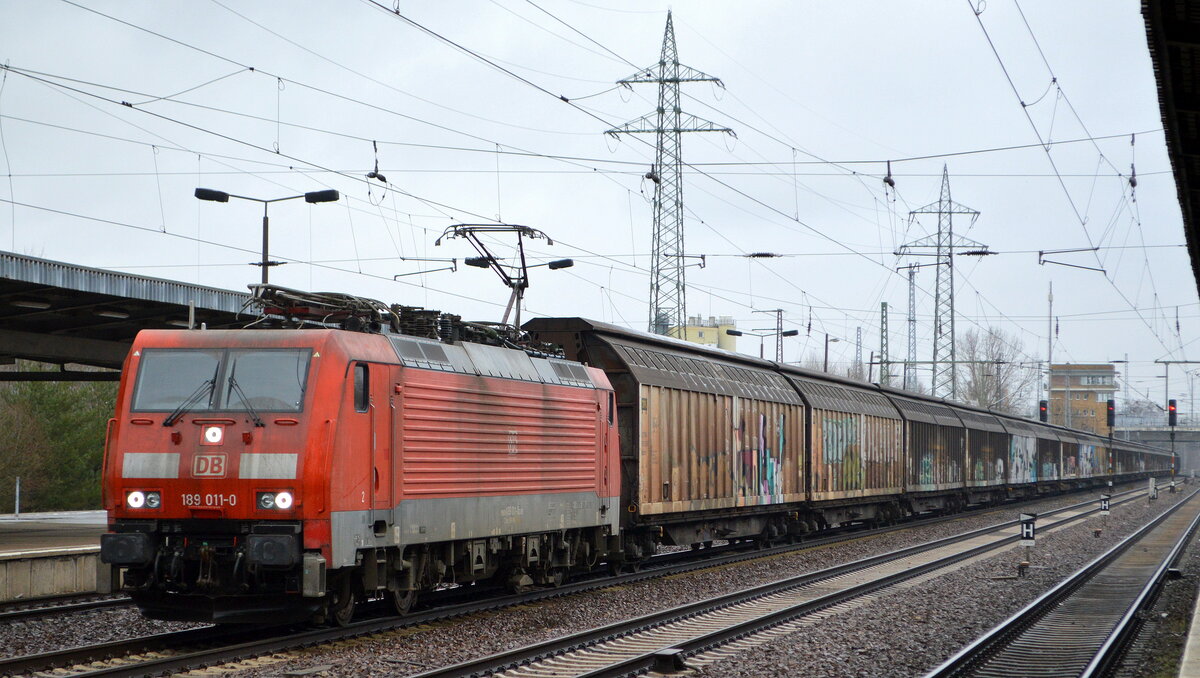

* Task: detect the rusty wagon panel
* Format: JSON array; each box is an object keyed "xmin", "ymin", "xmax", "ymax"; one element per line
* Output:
[
  {"xmin": 957, "ymin": 409, "xmax": 1009, "ymax": 488},
  {"xmin": 636, "ymin": 373, "xmax": 804, "ymax": 515},
  {"xmin": 784, "ymin": 373, "xmax": 904, "ymax": 501},
  {"xmin": 1037, "ymin": 435, "xmax": 1061, "ymax": 481},
  {"xmin": 889, "ymin": 396, "xmax": 965, "ymax": 492}
]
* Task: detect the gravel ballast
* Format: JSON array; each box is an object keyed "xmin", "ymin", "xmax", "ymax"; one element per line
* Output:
[
  {"xmin": 233, "ymin": 485, "xmax": 1174, "ymax": 677},
  {"xmin": 691, "ymin": 485, "xmax": 1195, "ymax": 678}
]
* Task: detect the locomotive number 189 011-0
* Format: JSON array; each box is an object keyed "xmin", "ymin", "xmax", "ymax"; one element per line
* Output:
[{"xmin": 181, "ymin": 493, "xmax": 237, "ymax": 507}]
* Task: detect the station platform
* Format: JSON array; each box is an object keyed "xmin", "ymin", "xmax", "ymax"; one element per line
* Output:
[
  {"xmin": 1182, "ymin": 587, "xmax": 1200, "ymax": 678},
  {"xmin": 0, "ymin": 511, "xmax": 107, "ymax": 602},
  {"xmin": 0, "ymin": 510, "xmax": 106, "ymax": 555}
]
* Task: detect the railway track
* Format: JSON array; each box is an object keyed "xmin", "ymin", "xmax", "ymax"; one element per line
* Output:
[
  {"xmin": 0, "ymin": 484, "xmax": 1150, "ymax": 677},
  {"xmin": 924, "ymin": 487, "xmax": 1200, "ymax": 678},
  {"xmin": 406, "ymin": 489, "xmax": 1165, "ymax": 678},
  {"xmin": 0, "ymin": 593, "xmax": 129, "ymax": 623}
]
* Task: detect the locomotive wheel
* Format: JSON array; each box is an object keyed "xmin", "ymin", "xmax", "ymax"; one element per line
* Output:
[
  {"xmin": 391, "ymin": 588, "xmax": 417, "ymax": 615},
  {"xmin": 329, "ymin": 576, "xmax": 356, "ymax": 627}
]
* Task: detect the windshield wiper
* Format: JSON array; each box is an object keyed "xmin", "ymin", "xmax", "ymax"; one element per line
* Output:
[
  {"xmin": 226, "ymin": 376, "xmax": 265, "ymax": 427},
  {"xmin": 163, "ymin": 379, "xmax": 214, "ymax": 427}
]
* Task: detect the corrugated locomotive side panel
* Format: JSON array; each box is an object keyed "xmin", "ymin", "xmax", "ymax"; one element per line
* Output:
[
  {"xmin": 637, "ymin": 384, "xmax": 804, "ymax": 515},
  {"xmin": 967, "ymin": 431, "xmax": 1009, "ymax": 487},
  {"xmin": 397, "ymin": 367, "xmax": 604, "ymax": 498},
  {"xmin": 907, "ymin": 422, "xmax": 965, "ymax": 491},
  {"xmin": 810, "ymin": 410, "xmax": 903, "ymax": 500}
]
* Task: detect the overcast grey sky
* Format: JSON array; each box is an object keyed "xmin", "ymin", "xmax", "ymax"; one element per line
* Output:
[{"xmin": 0, "ymin": 1, "xmax": 1195, "ymax": 411}]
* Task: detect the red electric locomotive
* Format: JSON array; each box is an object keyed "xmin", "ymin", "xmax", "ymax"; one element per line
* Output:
[{"xmin": 100, "ymin": 289, "xmax": 620, "ymax": 624}]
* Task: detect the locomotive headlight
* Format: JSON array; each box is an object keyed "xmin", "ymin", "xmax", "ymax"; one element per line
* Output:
[
  {"xmin": 126, "ymin": 491, "xmax": 146, "ymax": 509},
  {"xmin": 256, "ymin": 491, "xmax": 294, "ymax": 510},
  {"xmin": 144, "ymin": 492, "xmax": 161, "ymax": 509}
]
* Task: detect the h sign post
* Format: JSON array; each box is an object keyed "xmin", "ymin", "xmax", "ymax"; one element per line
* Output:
[
  {"xmin": 1019, "ymin": 513, "xmax": 1037, "ymax": 547},
  {"xmin": 1018, "ymin": 512, "xmax": 1037, "ymax": 576}
]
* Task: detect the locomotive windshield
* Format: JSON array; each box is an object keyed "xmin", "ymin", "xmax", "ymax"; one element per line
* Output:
[{"xmin": 132, "ymin": 348, "xmax": 311, "ymax": 412}]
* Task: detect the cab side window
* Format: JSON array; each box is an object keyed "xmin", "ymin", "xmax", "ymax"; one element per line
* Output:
[{"xmin": 354, "ymin": 364, "xmax": 369, "ymax": 412}]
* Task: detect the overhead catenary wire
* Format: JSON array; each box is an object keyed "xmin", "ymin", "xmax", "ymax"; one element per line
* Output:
[
  {"xmin": 9, "ymin": 3, "xmax": 1189, "ymax": 386},
  {"xmin": 966, "ymin": 0, "xmax": 1180, "ymax": 361}
]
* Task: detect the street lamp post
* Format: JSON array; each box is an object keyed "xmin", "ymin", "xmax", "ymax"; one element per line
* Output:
[
  {"xmin": 194, "ymin": 188, "xmax": 340, "ymax": 285},
  {"xmin": 726, "ymin": 328, "xmax": 797, "ymax": 360},
  {"xmin": 824, "ymin": 334, "xmax": 841, "ymax": 373}
]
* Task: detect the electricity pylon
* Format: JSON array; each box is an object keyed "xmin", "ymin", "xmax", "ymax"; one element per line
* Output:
[
  {"xmin": 608, "ymin": 11, "xmax": 732, "ymax": 337},
  {"xmin": 880, "ymin": 302, "xmax": 891, "ymax": 386},
  {"xmin": 897, "ymin": 166, "xmax": 988, "ymax": 400}
]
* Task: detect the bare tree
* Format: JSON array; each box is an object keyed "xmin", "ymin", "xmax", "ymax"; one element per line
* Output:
[{"xmin": 955, "ymin": 327, "xmax": 1039, "ymax": 414}]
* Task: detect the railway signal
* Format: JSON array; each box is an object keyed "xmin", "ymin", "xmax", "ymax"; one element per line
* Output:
[
  {"xmin": 1169, "ymin": 399, "xmax": 1178, "ymax": 426},
  {"xmin": 1038, "ymin": 400, "xmax": 1048, "ymax": 422},
  {"xmin": 1106, "ymin": 400, "xmax": 1115, "ymax": 427}
]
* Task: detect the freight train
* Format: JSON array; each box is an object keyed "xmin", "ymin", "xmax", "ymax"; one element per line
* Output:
[{"xmin": 99, "ymin": 287, "xmax": 1173, "ymax": 624}]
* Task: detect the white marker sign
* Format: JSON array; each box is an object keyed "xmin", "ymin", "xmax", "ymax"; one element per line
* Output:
[{"xmin": 1019, "ymin": 513, "xmax": 1037, "ymax": 547}]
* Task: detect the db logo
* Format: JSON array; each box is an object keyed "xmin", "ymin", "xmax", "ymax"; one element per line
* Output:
[{"xmin": 193, "ymin": 454, "xmax": 227, "ymax": 478}]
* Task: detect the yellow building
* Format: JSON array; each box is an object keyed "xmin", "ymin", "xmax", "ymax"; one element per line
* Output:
[
  {"xmin": 1048, "ymin": 364, "xmax": 1117, "ymax": 435},
  {"xmin": 677, "ymin": 315, "xmax": 737, "ymax": 351}
]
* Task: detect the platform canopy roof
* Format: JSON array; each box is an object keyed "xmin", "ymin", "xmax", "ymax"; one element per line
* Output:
[
  {"xmin": 1145, "ymin": 0, "xmax": 1200, "ymax": 293},
  {"xmin": 0, "ymin": 251, "xmax": 250, "ymax": 372}
]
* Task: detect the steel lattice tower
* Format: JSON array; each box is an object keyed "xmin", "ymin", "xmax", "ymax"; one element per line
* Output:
[
  {"xmin": 608, "ymin": 11, "xmax": 732, "ymax": 336},
  {"xmin": 879, "ymin": 302, "xmax": 891, "ymax": 386},
  {"xmin": 904, "ymin": 266, "xmax": 918, "ymax": 391},
  {"xmin": 898, "ymin": 166, "xmax": 986, "ymax": 399},
  {"xmin": 854, "ymin": 327, "xmax": 863, "ymax": 379}
]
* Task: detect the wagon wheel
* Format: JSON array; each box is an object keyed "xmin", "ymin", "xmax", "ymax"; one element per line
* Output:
[
  {"xmin": 328, "ymin": 575, "xmax": 356, "ymax": 627},
  {"xmin": 390, "ymin": 587, "xmax": 417, "ymax": 615}
]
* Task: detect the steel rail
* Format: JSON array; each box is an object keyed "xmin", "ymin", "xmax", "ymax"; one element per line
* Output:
[
  {"xmin": 923, "ymin": 488, "xmax": 1200, "ymax": 678},
  {"xmin": 0, "ymin": 595, "xmax": 129, "ymax": 623},
  {"xmin": 0, "ymin": 625, "xmax": 242, "ymax": 676},
  {"xmin": 409, "ymin": 489, "xmax": 1155, "ymax": 678},
  {"xmin": 1081, "ymin": 500, "xmax": 1200, "ymax": 677}
]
